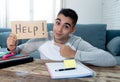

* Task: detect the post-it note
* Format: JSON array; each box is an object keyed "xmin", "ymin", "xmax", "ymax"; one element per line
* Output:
[{"xmin": 64, "ymin": 59, "xmax": 77, "ymax": 68}]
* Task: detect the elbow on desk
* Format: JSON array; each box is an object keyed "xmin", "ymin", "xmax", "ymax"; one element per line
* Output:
[{"xmin": 92, "ymin": 53, "xmax": 117, "ymax": 67}]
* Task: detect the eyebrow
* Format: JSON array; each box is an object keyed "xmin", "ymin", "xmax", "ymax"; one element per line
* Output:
[
  {"xmin": 56, "ymin": 18, "xmax": 72, "ymax": 28},
  {"xmin": 65, "ymin": 23, "xmax": 71, "ymax": 28}
]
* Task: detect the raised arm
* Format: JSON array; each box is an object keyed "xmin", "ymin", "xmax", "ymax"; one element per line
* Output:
[{"xmin": 7, "ymin": 33, "xmax": 18, "ymax": 52}]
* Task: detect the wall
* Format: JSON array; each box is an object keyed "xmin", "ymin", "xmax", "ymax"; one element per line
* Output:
[
  {"xmin": 102, "ymin": 0, "xmax": 120, "ymax": 29},
  {"xmin": 64, "ymin": 0, "xmax": 120, "ymax": 29},
  {"xmin": 63, "ymin": 0, "xmax": 103, "ymax": 24}
]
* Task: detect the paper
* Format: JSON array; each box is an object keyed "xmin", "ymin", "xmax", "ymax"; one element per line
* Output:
[
  {"xmin": 11, "ymin": 21, "xmax": 48, "ymax": 39},
  {"xmin": 46, "ymin": 62, "xmax": 95, "ymax": 79},
  {"xmin": 64, "ymin": 59, "xmax": 77, "ymax": 68}
]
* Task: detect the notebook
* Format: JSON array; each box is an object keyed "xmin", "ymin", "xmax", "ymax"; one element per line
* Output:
[{"xmin": 45, "ymin": 61, "xmax": 96, "ymax": 79}]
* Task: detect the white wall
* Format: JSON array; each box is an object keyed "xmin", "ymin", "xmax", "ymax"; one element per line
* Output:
[
  {"xmin": 64, "ymin": 0, "xmax": 120, "ymax": 29},
  {"xmin": 102, "ymin": 0, "xmax": 120, "ymax": 29},
  {"xmin": 64, "ymin": 0, "xmax": 103, "ymax": 24}
]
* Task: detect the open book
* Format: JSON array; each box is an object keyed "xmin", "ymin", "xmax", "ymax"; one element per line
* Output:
[{"xmin": 45, "ymin": 61, "xmax": 96, "ymax": 79}]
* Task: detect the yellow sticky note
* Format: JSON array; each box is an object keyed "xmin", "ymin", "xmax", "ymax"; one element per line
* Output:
[{"xmin": 64, "ymin": 59, "xmax": 77, "ymax": 68}]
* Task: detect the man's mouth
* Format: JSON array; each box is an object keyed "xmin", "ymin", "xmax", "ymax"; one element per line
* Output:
[{"xmin": 55, "ymin": 32, "xmax": 62, "ymax": 37}]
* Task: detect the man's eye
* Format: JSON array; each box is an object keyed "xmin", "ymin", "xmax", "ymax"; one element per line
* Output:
[
  {"xmin": 56, "ymin": 21, "xmax": 60, "ymax": 25},
  {"xmin": 64, "ymin": 25, "xmax": 70, "ymax": 29}
]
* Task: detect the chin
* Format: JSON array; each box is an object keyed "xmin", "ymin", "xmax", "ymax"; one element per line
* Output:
[
  {"xmin": 54, "ymin": 34, "xmax": 61, "ymax": 39},
  {"xmin": 54, "ymin": 36, "xmax": 60, "ymax": 40}
]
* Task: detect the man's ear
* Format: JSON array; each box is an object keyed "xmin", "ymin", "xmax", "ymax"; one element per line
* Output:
[{"xmin": 70, "ymin": 26, "xmax": 76, "ymax": 34}]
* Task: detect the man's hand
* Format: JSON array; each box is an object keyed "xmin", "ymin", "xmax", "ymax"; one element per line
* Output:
[
  {"xmin": 54, "ymin": 42, "xmax": 76, "ymax": 58},
  {"xmin": 7, "ymin": 33, "xmax": 18, "ymax": 52}
]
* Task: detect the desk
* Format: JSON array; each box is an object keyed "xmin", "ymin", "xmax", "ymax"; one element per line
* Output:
[{"xmin": 0, "ymin": 59, "xmax": 120, "ymax": 82}]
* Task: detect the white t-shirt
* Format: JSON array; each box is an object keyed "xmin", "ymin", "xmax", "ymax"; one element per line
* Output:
[{"xmin": 38, "ymin": 40, "xmax": 75, "ymax": 61}]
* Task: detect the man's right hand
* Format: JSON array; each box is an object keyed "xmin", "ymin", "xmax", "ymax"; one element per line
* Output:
[{"xmin": 7, "ymin": 33, "xmax": 18, "ymax": 52}]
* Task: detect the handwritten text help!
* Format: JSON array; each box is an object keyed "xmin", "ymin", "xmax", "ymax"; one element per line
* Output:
[{"xmin": 11, "ymin": 21, "xmax": 48, "ymax": 39}]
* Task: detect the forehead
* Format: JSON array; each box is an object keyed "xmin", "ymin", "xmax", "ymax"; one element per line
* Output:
[{"xmin": 56, "ymin": 14, "xmax": 73, "ymax": 25}]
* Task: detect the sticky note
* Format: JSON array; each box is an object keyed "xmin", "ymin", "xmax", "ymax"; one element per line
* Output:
[{"xmin": 64, "ymin": 59, "xmax": 77, "ymax": 68}]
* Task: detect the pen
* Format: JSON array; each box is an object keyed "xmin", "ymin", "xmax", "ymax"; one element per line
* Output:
[{"xmin": 55, "ymin": 68, "xmax": 76, "ymax": 71}]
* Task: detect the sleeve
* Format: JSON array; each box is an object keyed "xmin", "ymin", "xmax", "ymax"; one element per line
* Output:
[
  {"xmin": 14, "ymin": 31, "xmax": 52, "ymax": 55},
  {"xmin": 15, "ymin": 38, "xmax": 47, "ymax": 54},
  {"xmin": 74, "ymin": 38, "xmax": 116, "ymax": 67}
]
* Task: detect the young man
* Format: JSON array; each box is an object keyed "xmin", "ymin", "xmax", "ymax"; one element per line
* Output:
[{"xmin": 7, "ymin": 8, "xmax": 116, "ymax": 67}]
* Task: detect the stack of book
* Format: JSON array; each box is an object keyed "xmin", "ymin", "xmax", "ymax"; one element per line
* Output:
[{"xmin": 0, "ymin": 52, "xmax": 33, "ymax": 68}]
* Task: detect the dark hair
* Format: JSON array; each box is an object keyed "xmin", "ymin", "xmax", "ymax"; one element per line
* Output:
[{"xmin": 57, "ymin": 8, "xmax": 78, "ymax": 27}]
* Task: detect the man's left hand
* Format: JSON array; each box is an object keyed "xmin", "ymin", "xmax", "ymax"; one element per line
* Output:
[{"xmin": 55, "ymin": 43, "xmax": 76, "ymax": 58}]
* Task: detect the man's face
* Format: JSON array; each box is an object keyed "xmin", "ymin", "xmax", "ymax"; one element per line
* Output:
[{"xmin": 53, "ymin": 14, "xmax": 76, "ymax": 43}]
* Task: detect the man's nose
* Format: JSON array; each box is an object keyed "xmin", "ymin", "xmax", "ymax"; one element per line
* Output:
[{"xmin": 58, "ymin": 25, "xmax": 63, "ymax": 32}]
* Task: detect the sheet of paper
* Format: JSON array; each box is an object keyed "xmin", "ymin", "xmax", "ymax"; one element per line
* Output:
[
  {"xmin": 11, "ymin": 21, "xmax": 48, "ymax": 39},
  {"xmin": 0, "ymin": 52, "xmax": 3, "ymax": 54},
  {"xmin": 64, "ymin": 59, "xmax": 77, "ymax": 68}
]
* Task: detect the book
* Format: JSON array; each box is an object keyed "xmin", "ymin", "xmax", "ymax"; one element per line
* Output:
[
  {"xmin": 45, "ymin": 61, "xmax": 96, "ymax": 79},
  {"xmin": 0, "ymin": 53, "xmax": 33, "ymax": 69}
]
